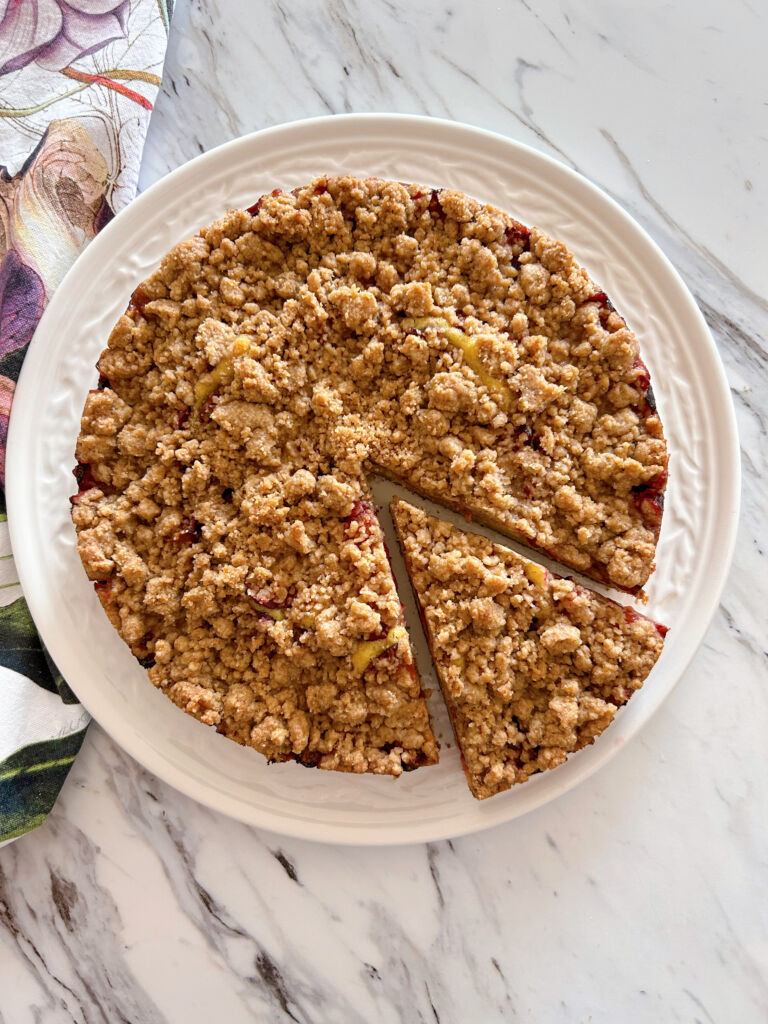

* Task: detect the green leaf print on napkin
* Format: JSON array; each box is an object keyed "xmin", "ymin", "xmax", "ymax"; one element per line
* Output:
[
  {"xmin": 0, "ymin": 729, "xmax": 87, "ymax": 842},
  {"xmin": 0, "ymin": 598, "xmax": 78, "ymax": 704}
]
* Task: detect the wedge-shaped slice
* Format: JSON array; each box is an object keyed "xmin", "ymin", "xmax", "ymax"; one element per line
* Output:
[{"xmin": 391, "ymin": 500, "xmax": 667, "ymax": 799}]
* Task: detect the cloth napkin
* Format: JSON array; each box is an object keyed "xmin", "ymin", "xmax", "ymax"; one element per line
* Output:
[{"xmin": 0, "ymin": 0, "xmax": 173, "ymax": 845}]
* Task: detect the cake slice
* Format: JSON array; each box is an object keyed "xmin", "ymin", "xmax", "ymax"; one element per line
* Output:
[{"xmin": 391, "ymin": 499, "xmax": 667, "ymax": 799}]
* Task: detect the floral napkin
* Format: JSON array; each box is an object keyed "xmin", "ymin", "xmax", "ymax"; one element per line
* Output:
[{"xmin": 0, "ymin": 0, "xmax": 172, "ymax": 845}]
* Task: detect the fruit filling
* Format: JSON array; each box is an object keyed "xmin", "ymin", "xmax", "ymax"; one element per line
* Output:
[
  {"xmin": 402, "ymin": 317, "xmax": 511, "ymax": 407},
  {"xmin": 193, "ymin": 335, "xmax": 253, "ymax": 413},
  {"xmin": 352, "ymin": 625, "xmax": 408, "ymax": 675}
]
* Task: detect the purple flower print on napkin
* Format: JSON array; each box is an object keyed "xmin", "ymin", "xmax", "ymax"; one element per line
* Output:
[
  {"xmin": 0, "ymin": 250, "xmax": 45, "ymax": 359},
  {"xmin": 0, "ymin": 119, "xmax": 113, "ymax": 301},
  {"xmin": 0, "ymin": 373, "xmax": 13, "ymax": 484},
  {"xmin": 0, "ymin": 118, "xmax": 112, "ymax": 479},
  {"xmin": 0, "ymin": 0, "xmax": 131, "ymax": 76}
]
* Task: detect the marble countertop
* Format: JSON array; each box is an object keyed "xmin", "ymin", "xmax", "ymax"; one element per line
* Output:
[{"xmin": 2, "ymin": 1, "xmax": 766, "ymax": 1021}]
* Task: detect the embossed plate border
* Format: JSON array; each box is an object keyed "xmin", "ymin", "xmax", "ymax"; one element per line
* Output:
[{"xmin": 7, "ymin": 115, "xmax": 740, "ymax": 844}]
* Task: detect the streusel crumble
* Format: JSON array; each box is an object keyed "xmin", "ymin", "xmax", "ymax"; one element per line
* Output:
[
  {"xmin": 72, "ymin": 175, "xmax": 667, "ymax": 777},
  {"xmin": 392, "ymin": 500, "xmax": 667, "ymax": 799}
]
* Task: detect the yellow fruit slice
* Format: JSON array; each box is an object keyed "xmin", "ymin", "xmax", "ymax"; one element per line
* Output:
[
  {"xmin": 194, "ymin": 335, "xmax": 253, "ymax": 412},
  {"xmin": 403, "ymin": 318, "xmax": 510, "ymax": 409},
  {"xmin": 352, "ymin": 625, "xmax": 407, "ymax": 674}
]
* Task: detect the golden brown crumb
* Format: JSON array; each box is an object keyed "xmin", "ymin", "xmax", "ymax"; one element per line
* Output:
[
  {"xmin": 72, "ymin": 175, "xmax": 668, "ymax": 778},
  {"xmin": 391, "ymin": 500, "xmax": 667, "ymax": 799}
]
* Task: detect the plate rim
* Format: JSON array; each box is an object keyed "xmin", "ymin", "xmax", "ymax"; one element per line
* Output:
[{"xmin": 7, "ymin": 113, "xmax": 741, "ymax": 845}]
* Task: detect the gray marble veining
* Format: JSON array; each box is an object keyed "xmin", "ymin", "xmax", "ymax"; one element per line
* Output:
[{"xmin": 1, "ymin": 1, "xmax": 767, "ymax": 1021}]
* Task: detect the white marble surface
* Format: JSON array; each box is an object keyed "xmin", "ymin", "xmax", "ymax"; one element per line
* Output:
[{"xmin": 2, "ymin": 1, "xmax": 767, "ymax": 1020}]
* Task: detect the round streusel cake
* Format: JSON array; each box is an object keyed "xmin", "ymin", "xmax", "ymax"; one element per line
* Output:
[{"xmin": 71, "ymin": 176, "xmax": 668, "ymax": 777}]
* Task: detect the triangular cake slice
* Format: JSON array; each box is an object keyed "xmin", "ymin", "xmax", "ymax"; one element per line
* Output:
[{"xmin": 391, "ymin": 499, "xmax": 667, "ymax": 799}]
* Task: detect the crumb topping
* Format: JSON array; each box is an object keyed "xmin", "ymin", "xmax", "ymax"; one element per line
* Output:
[
  {"xmin": 72, "ymin": 175, "xmax": 668, "ymax": 778},
  {"xmin": 391, "ymin": 500, "xmax": 666, "ymax": 799}
]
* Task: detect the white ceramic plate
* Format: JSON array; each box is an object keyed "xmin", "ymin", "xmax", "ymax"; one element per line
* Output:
[{"xmin": 7, "ymin": 114, "xmax": 740, "ymax": 845}]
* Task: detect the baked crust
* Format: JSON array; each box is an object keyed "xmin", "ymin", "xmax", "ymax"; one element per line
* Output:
[
  {"xmin": 391, "ymin": 500, "xmax": 667, "ymax": 799},
  {"xmin": 72, "ymin": 175, "xmax": 668, "ymax": 776}
]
